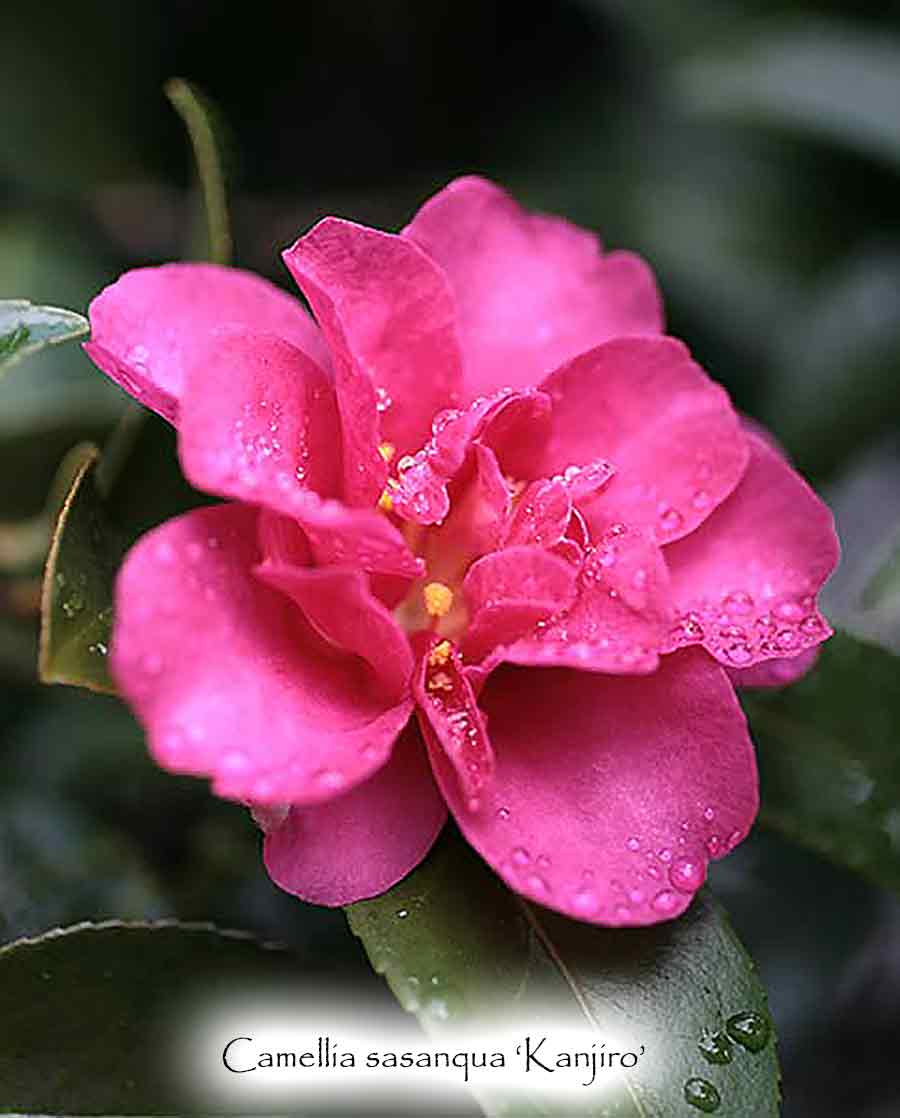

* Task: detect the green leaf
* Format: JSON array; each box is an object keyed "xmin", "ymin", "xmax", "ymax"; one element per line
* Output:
[
  {"xmin": 348, "ymin": 828, "xmax": 780, "ymax": 1117},
  {"xmin": 0, "ymin": 299, "xmax": 89, "ymax": 375},
  {"xmin": 164, "ymin": 77, "xmax": 233, "ymax": 265},
  {"xmin": 747, "ymin": 631, "xmax": 900, "ymax": 892},
  {"xmin": 678, "ymin": 24, "xmax": 900, "ymax": 171},
  {"xmin": 0, "ymin": 921, "xmax": 299, "ymax": 1115},
  {"xmin": 39, "ymin": 444, "xmax": 124, "ymax": 694}
]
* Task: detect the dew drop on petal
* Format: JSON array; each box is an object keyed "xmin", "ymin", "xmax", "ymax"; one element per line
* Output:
[
  {"xmin": 652, "ymin": 889, "xmax": 680, "ymax": 915},
  {"xmin": 669, "ymin": 856, "xmax": 706, "ymax": 893}
]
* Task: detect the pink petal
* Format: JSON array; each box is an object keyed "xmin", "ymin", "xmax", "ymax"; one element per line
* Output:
[
  {"xmin": 390, "ymin": 389, "xmax": 549, "ymax": 528},
  {"xmin": 461, "ymin": 546, "xmax": 578, "ymax": 663},
  {"xmin": 283, "ymin": 218, "xmax": 464, "ymax": 497},
  {"xmin": 664, "ymin": 432, "xmax": 840, "ymax": 669},
  {"xmin": 110, "ymin": 505, "xmax": 412, "ymax": 806},
  {"xmin": 503, "ymin": 478, "xmax": 572, "ymax": 549},
  {"xmin": 255, "ymin": 563, "xmax": 413, "ymax": 702},
  {"xmin": 403, "ymin": 176, "xmax": 663, "ymax": 398},
  {"xmin": 413, "ymin": 637, "xmax": 495, "ymax": 809},
  {"xmin": 728, "ymin": 647, "xmax": 819, "ymax": 689},
  {"xmin": 179, "ymin": 327, "xmax": 342, "ymax": 501},
  {"xmin": 428, "ymin": 649, "xmax": 757, "ymax": 926},
  {"xmin": 84, "ymin": 263, "xmax": 327, "ymax": 423},
  {"xmin": 291, "ymin": 495, "xmax": 423, "ymax": 580},
  {"xmin": 539, "ymin": 337, "xmax": 749, "ymax": 544},
  {"xmin": 504, "ymin": 524, "xmax": 671, "ymax": 674},
  {"xmin": 263, "ymin": 724, "xmax": 446, "ymax": 906}
]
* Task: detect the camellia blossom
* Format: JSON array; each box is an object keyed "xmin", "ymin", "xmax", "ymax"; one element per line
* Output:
[{"xmin": 84, "ymin": 177, "xmax": 839, "ymax": 926}]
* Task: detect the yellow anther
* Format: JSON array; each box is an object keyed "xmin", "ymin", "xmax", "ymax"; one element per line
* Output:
[
  {"xmin": 378, "ymin": 442, "xmax": 396, "ymax": 462},
  {"xmin": 427, "ymin": 670, "xmax": 454, "ymax": 693},
  {"xmin": 377, "ymin": 488, "xmax": 394, "ymax": 512},
  {"xmin": 423, "ymin": 582, "xmax": 454, "ymax": 619},
  {"xmin": 428, "ymin": 638, "xmax": 453, "ymax": 667}
]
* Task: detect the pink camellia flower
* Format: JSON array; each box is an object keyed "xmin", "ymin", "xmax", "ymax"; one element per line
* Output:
[{"xmin": 84, "ymin": 177, "xmax": 839, "ymax": 926}]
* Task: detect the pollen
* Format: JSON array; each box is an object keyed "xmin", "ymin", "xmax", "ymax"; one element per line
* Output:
[
  {"xmin": 428, "ymin": 638, "xmax": 453, "ymax": 667},
  {"xmin": 378, "ymin": 442, "xmax": 396, "ymax": 462},
  {"xmin": 423, "ymin": 582, "xmax": 454, "ymax": 619}
]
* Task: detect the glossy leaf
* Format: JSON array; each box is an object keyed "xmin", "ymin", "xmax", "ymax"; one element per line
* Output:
[
  {"xmin": 349, "ymin": 828, "xmax": 780, "ymax": 1117},
  {"xmin": 747, "ymin": 632, "xmax": 900, "ymax": 892},
  {"xmin": 39, "ymin": 445, "xmax": 124, "ymax": 694},
  {"xmin": 0, "ymin": 299, "xmax": 89, "ymax": 376},
  {"xmin": 0, "ymin": 921, "xmax": 300, "ymax": 1115}
]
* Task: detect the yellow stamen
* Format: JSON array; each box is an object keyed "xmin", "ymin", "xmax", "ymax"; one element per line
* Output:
[
  {"xmin": 423, "ymin": 582, "xmax": 454, "ymax": 620},
  {"xmin": 378, "ymin": 442, "xmax": 396, "ymax": 462},
  {"xmin": 377, "ymin": 489, "xmax": 394, "ymax": 512},
  {"xmin": 428, "ymin": 638, "xmax": 453, "ymax": 667},
  {"xmin": 427, "ymin": 670, "xmax": 454, "ymax": 693}
]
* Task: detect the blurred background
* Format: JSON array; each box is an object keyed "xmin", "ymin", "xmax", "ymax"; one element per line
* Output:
[{"xmin": 2, "ymin": 1, "xmax": 900, "ymax": 1114}]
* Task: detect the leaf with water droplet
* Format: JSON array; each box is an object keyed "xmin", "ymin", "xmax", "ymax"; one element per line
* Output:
[
  {"xmin": 348, "ymin": 827, "xmax": 780, "ymax": 1117},
  {"xmin": 746, "ymin": 631, "xmax": 900, "ymax": 894},
  {"xmin": 39, "ymin": 445, "xmax": 126, "ymax": 694},
  {"xmin": 0, "ymin": 300, "xmax": 88, "ymax": 378}
]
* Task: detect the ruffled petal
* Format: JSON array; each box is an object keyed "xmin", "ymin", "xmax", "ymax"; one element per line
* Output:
[
  {"xmin": 178, "ymin": 327, "xmax": 342, "ymax": 501},
  {"xmin": 427, "ymin": 650, "xmax": 757, "ymax": 926},
  {"xmin": 664, "ymin": 432, "xmax": 839, "ymax": 669},
  {"xmin": 461, "ymin": 546, "xmax": 578, "ymax": 663},
  {"xmin": 413, "ymin": 636, "xmax": 495, "ymax": 808},
  {"xmin": 262, "ymin": 724, "xmax": 446, "ymax": 906},
  {"xmin": 255, "ymin": 563, "xmax": 413, "ymax": 702},
  {"xmin": 403, "ymin": 176, "xmax": 663, "ymax": 397},
  {"xmin": 503, "ymin": 524, "xmax": 671, "ymax": 674},
  {"xmin": 110, "ymin": 505, "xmax": 412, "ymax": 806},
  {"xmin": 84, "ymin": 263, "xmax": 327, "ymax": 423},
  {"xmin": 540, "ymin": 337, "xmax": 749, "ymax": 544},
  {"xmin": 283, "ymin": 218, "xmax": 464, "ymax": 497}
]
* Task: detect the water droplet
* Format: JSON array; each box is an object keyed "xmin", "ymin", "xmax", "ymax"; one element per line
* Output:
[
  {"xmin": 725, "ymin": 642, "xmax": 752, "ymax": 665},
  {"xmin": 571, "ymin": 888, "xmax": 599, "ymax": 916},
  {"xmin": 658, "ymin": 847, "xmax": 673, "ymax": 863},
  {"xmin": 526, "ymin": 873, "xmax": 550, "ymax": 895},
  {"xmin": 375, "ymin": 385, "xmax": 393, "ymax": 413},
  {"xmin": 626, "ymin": 836, "xmax": 641, "ymax": 852},
  {"xmin": 692, "ymin": 489, "xmax": 712, "ymax": 510},
  {"xmin": 537, "ymin": 854, "xmax": 551, "ymax": 869},
  {"xmin": 725, "ymin": 1011, "xmax": 770, "ymax": 1053},
  {"xmin": 88, "ymin": 641, "xmax": 108, "ymax": 657},
  {"xmin": 774, "ymin": 600, "xmax": 804, "ymax": 621},
  {"xmin": 61, "ymin": 591, "xmax": 85, "ymax": 618},
  {"xmin": 314, "ymin": 768, "xmax": 346, "ymax": 792},
  {"xmin": 658, "ymin": 505, "xmax": 684, "ymax": 534},
  {"xmin": 496, "ymin": 807, "xmax": 511, "ymax": 821},
  {"xmin": 652, "ymin": 889, "xmax": 680, "ymax": 915},
  {"xmin": 684, "ymin": 1077, "xmax": 721, "ymax": 1112},
  {"xmin": 669, "ymin": 856, "xmax": 706, "ymax": 893},
  {"xmin": 723, "ymin": 591, "xmax": 754, "ymax": 615},
  {"xmin": 396, "ymin": 908, "xmax": 410, "ymax": 920},
  {"xmin": 703, "ymin": 807, "xmax": 715, "ymax": 822},
  {"xmin": 512, "ymin": 847, "xmax": 531, "ymax": 866},
  {"xmin": 698, "ymin": 1032, "xmax": 733, "ymax": 1065}
]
